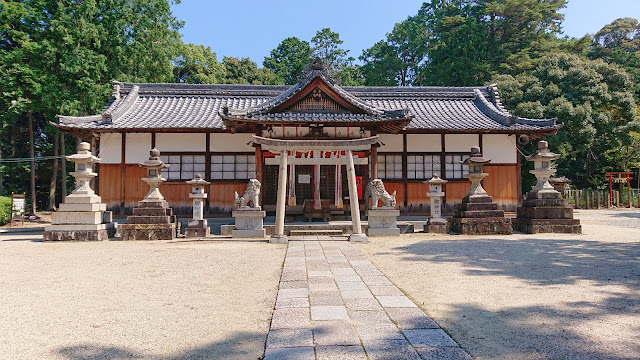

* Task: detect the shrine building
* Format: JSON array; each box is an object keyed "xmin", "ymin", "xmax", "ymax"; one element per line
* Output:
[{"xmin": 55, "ymin": 65, "xmax": 559, "ymax": 217}]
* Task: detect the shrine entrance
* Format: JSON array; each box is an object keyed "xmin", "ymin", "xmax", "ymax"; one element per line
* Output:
[{"xmin": 252, "ymin": 135, "xmax": 380, "ymax": 243}]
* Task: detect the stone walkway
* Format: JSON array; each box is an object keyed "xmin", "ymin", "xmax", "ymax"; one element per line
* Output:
[{"xmin": 264, "ymin": 239, "xmax": 472, "ymax": 360}]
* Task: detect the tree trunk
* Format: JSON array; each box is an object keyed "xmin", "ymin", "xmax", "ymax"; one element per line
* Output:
[
  {"xmin": 60, "ymin": 133, "xmax": 67, "ymax": 198},
  {"xmin": 28, "ymin": 111, "xmax": 36, "ymax": 215},
  {"xmin": 49, "ymin": 132, "xmax": 59, "ymax": 210},
  {"xmin": 0, "ymin": 145, "xmax": 3, "ymax": 196}
]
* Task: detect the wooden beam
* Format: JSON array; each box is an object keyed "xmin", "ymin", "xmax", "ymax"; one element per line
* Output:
[
  {"xmin": 441, "ymin": 133, "xmax": 447, "ymax": 208},
  {"xmin": 516, "ymin": 135, "xmax": 523, "ymax": 206},
  {"xmin": 205, "ymin": 131, "xmax": 211, "ymax": 213}
]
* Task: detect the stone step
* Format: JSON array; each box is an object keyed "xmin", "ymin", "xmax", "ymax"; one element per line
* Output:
[{"xmin": 289, "ymin": 229, "xmax": 343, "ymax": 236}]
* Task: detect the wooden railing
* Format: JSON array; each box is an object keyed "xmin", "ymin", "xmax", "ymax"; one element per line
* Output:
[{"xmin": 564, "ymin": 189, "xmax": 639, "ymax": 209}]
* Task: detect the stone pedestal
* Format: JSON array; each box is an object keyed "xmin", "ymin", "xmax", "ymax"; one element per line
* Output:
[
  {"xmin": 185, "ymin": 219, "xmax": 209, "ymax": 238},
  {"xmin": 120, "ymin": 200, "xmax": 177, "ymax": 240},
  {"xmin": 44, "ymin": 142, "xmax": 114, "ymax": 241},
  {"xmin": 44, "ymin": 195, "xmax": 115, "ymax": 241},
  {"xmin": 366, "ymin": 208, "xmax": 400, "ymax": 236},
  {"xmin": 425, "ymin": 218, "xmax": 449, "ymax": 234},
  {"xmin": 232, "ymin": 209, "xmax": 266, "ymax": 238},
  {"xmin": 449, "ymin": 195, "xmax": 512, "ymax": 234},
  {"xmin": 513, "ymin": 194, "xmax": 581, "ymax": 234}
]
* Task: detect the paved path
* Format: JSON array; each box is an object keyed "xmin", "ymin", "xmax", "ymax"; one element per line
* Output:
[{"xmin": 264, "ymin": 239, "xmax": 472, "ymax": 360}]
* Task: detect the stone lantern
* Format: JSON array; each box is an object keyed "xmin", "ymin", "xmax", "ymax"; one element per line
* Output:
[
  {"xmin": 462, "ymin": 146, "xmax": 491, "ymax": 202},
  {"xmin": 424, "ymin": 175, "xmax": 448, "ymax": 233},
  {"xmin": 449, "ymin": 146, "xmax": 512, "ymax": 235},
  {"xmin": 513, "ymin": 140, "xmax": 581, "ymax": 233},
  {"xmin": 44, "ymin": 142, "xmax": 114, "ymax": 241},
  {"xmin": 185, "ymin": 174, "xmax": 210, "ymax": 238},
  {"xmin": 526, "ymin": 140, "xmax": 560, "ymax": 199},
  {"xmin": 120, "ymin": 148, "xmax": 177, "ymax": 240},
  {"xmin": 140, "ymin": 148, "xmax": 170, "ymax": 203}
]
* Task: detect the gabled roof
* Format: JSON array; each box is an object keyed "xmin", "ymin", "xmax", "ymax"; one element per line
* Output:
[{"xmin": 55, "ymin": 71, "xmax": 560, "ymax": 136}]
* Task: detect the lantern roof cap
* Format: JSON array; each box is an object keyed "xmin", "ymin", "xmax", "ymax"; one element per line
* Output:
[
  {"xmin": 187, "ymin": 173, "xmax": 210, "ymax": 185},
  {"xmin": 526, "ymin": 140, "xmax": 560, "ymax": 161},
  {"xmin": 462, "ymin": 146, "xmax": 490, "ymax": 165},
  {"xmin": 426, "ymin": 175, "xmax": 448, "ymax": 185},
  {"xmin": 139, "ymin": 148, "xmax": 169, "ymax": 169},
  {"xmin": 66, "ymin": 141, "xmax": 100, "ymax": 163}
]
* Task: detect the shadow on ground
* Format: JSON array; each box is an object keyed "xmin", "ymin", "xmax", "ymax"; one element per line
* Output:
[
  {"xmin": 55, "ymin": 331, "xmax": 265, "ymax": 360},
  {"xmin": 397, "ymin": 237, "xmax": 640, "ymax": 288},
  {"xmin": 389, "ymin": 237, "xmax": 640, "ymax": 359}
]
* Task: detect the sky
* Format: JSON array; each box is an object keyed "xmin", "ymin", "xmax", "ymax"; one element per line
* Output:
[{"xmin": 170, "ymin": 0, "xmax": 640, "ymax": 66}]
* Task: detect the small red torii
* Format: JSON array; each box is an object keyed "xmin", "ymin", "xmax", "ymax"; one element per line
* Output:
[{"xmin": 605, "ymin": 172, "xmax": 633, "ymax": 207}]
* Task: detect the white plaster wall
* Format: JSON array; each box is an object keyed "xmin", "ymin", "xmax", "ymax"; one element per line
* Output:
[
  {"xmin": 210, "ymin": 133, "xmax": 254, "ymax": 152},
  {"xmin": 445, "ymin": 134, "xmax": 479, "ymax": 152},
  {"xmin": 483, "ymin": 134, "xmax": 517, "ymax": 163},
  {"xmin": 378, "ymin": 134, "xmax": 403, "ymax": 152},
  {"xmin": 125, "ymin": 133, "xmax": 152, "ymax": 164},
  {"xmin": 407, "ymin": 134, "xmax": 441, "ymax": 152},
  {"xmin": 156, "ymin": 133, "xmax": 207, "ymax": 152},
  {"xmin": 98, "ymin": 133, "xmax": 122, "ymax": 164}
]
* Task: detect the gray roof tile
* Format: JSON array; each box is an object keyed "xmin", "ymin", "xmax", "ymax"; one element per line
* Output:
[{"xmin": 56, "ymin": 81, "xmax": 558, "ymax": 133}]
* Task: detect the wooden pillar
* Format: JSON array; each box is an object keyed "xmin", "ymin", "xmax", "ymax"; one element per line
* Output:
[
  {"xmin": 402, "ymin": 132, "xmax": 408, "ymax": 211},
  {"xmin": 314, "ymin": 151, "xmax": 321, "ymax": 209},
  {"xmin": 120, "ymin": 133, "xmax": 126, "ymax": 214},
  {"xmin": 205, "ymin": 132, "xmax": 211, "ymax": 213},
  {"xmin": 151, "ymin": 132, "xmax": 156, "ymax": 149},
  {"xmin": 254, "ymin": 143, "xmax": 263, "ymax": 205},
  {"xmin": 516, "ymin": 135, "xmax": 523, "ymax": 206},
  {"xmin": 93, "ymin": 135, "xmax": 100, "ymax": 196},
  {"xmin": 270, "ymin": 150, "xmax": 288, "ymax": 243},
  {"xmin": 370, "ymin": 144, "xmax": 378, "ymax": 180},
  {"xmin": 346, "ymin": 150, "xmax": 367, "ymax": 242},
  {"xmin": 440, "ymin": 133, "xmax": 447, "ymax": 208}
]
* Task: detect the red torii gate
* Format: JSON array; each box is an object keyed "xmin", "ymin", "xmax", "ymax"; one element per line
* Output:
[{"xmin": 605, "ymin": 172, "xmax": 634, "ymax": 208}]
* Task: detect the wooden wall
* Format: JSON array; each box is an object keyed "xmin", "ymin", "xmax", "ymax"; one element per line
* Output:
[{"xmin": 98, "ymin": 165, "xmax": 246, "ymax": 215}]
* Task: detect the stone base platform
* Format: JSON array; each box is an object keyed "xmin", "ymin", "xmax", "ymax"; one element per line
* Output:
[
  {"xmin": 512, "ymin": 218, "xmax": 582, "ymax": 234},
  {"xmin": 43, "ymin": 226, "xmax": 116, "ymax": 241},
  {"xmin": 449, "ymin": 217, "xmax": 513, "ymax": 235},
  {"xmin": 185, "ymin": 219, "xmax": 210, "ymax": 238},
  {"xmin": 120, "ymin": 223, "xmax": 176, "ymax": 241},
  {"xmin": 425, "ymin": 219, "xmax": 449, "ymax": 234},
  {"xmin": 515, "ymin": 194, "xmax": 581, "ymax": 234},
  {"xmin": 232, "ymin": 209, "xmax": 266, "ymax": 239},
  {"xmin": 366, "ymin": 208, "xmax": 400, "ymax": 237}
]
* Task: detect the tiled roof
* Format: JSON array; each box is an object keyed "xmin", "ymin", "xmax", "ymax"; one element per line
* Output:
[{"xmin": 56, "ymin": 78, "xmax": 558, "ymax": 133}]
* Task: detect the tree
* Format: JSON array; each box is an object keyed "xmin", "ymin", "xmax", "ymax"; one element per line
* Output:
[
  {"xmin": 360, "ymin": 15, "xmax": 428, "ymax": 86},
  {"xmin": 173, "ymin": 43, "xmax": 225, "ymax": 84},
  {"xmin": 222, "ymin": 57, "xmax": 279, "ymax": 85},
  {"xmin": 590, "ymin": 18, "xmax": 640, "ymax": 96},
  {"xmin": 263, "ymin": 37, "xmax": 312, "ymax": 85},
  {"xmin": 494, "ymin": 53, "xmax": 639, "ymax": 188},
  {"xmin": 311, "ymin": 28, "xmax": 358, "ymax": 83}
]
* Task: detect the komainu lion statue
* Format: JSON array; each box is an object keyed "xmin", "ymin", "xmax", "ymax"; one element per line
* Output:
[
  {"xmin": 367, "ymin": 179, "xmax": 396, "ymax": 209},
  {"xmin": 234, "ymin": 179, "xmax": 261, "ymax": 209}
]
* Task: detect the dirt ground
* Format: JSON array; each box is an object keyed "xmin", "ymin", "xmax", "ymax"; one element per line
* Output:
[
  {"xmin": 356, "ymin": 209, "xmax": 640, "ymax": 360},
  {"xmin": 0, "ymin": 237, "xmax": 286, "ymax": 360}
]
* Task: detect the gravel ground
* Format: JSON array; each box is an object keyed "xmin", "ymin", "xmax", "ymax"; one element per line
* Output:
[
  {"xmin": 0, "ymin": 237, "xmax": 286, "ymax": 360},
  {"xmin": 356, "ymin": 209, "xmax": 640, "ymax": 360}
]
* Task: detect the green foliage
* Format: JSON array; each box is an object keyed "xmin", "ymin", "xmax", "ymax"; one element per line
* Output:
[
  {"xmin": 0, "ymin": 196, "xmax": 10, "ymax": 225},
  {"xmin": 263, "ymin": 37, "xmax": 312, "ymax": 85},
  {"xmin": 222, "ymin": 57, "xmax": 279, "ymax": 85},
  {"xmin": 360, "ymin": 15, "xmax": 428, "ymax": 86},
  {"xmin": 493, "ymin": 53, "xmax": 639, "ymax": 187},
  {"xmin": 174, "ymin": 43, "xmax": 225, "ymax": 84}
]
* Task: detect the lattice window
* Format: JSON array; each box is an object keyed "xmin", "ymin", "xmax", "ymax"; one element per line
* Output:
[
  {"xmin": 407, "ymin": 155, "xmax": 441, "ymax": 180},
  {"xmin": 445, "ymin": 155, "xmax": 470, "ymax": 179},
  {"xmin": 378, "ymin": 154, "xmax": 403, "ymax": 179},
  {"xmin": 211, "ymin": 154, "xmax": 256, "ymax": 180},
  {"xmin": 166, "ymin": 155, "xmax": 206, "ymax": 180},
  {"xmin": 288, "ymin": 88, "xmax": 348, "ymax": 112}
]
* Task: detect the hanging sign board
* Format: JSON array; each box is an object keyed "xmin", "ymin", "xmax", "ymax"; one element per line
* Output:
[{"xmin": 298, "ymin": 174, "xmax": 311, "ymax": 184}]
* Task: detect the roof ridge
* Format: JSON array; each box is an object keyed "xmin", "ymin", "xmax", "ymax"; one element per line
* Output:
[
  {"xmin": 473, "ymin": 89, "xmax": 557, "ymax": 127},
  {"xmin": 102, "ymin": 85, "xmax": 139, "ymax": 122}
]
